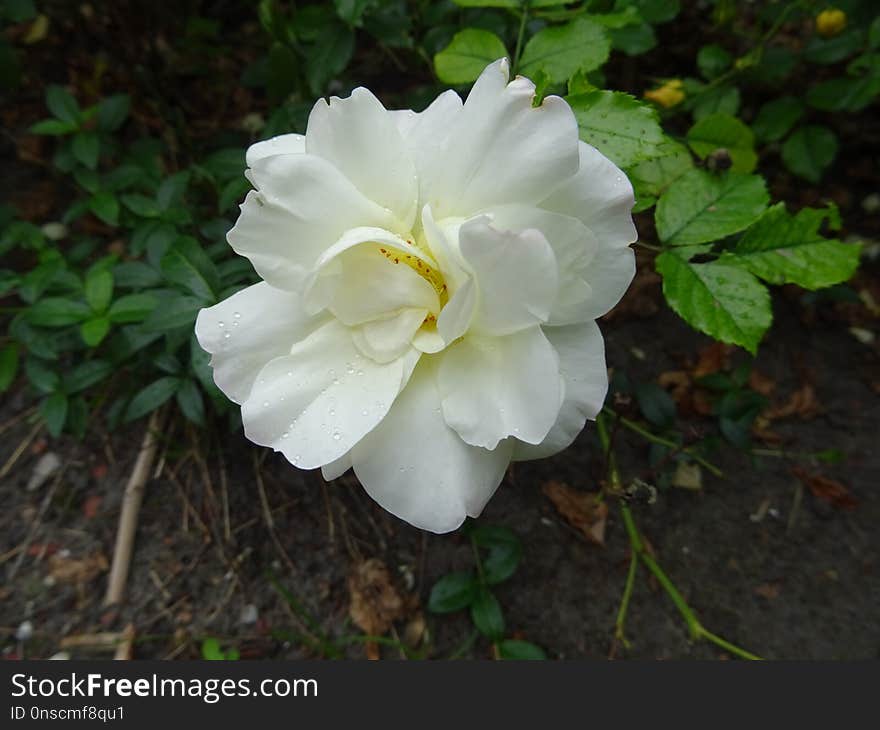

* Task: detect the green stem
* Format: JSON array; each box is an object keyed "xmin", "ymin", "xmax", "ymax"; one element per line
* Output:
[
  {"xmin": 614, "ymin": 550, "xmax": 638, "ymax": 647},
  {"xmin": 603, "ymin": 406, "xmax": 724, "ymax": 478},
  {"xmin": 511, "ymin": 2, "xmax": 530, "ymax": 76},
  {"xmin": 597, "ymin": 412, "xmax": 762, "ymax": 660}
]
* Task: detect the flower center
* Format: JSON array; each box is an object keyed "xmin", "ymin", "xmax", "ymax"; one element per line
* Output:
[{"xmin": 377, "ymin": 245, "xmax": 449, "ymax": 317}]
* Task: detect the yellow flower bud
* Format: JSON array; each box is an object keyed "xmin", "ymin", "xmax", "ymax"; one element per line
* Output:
[
  {"xmin": 816, "ymin": 8, "xmax": 847, "ymax": 38},
  {"xmin": 644, "ymin": 79, "xmax": 685, "ymax": 109}
]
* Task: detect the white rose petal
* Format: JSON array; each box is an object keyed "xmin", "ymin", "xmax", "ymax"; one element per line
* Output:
[{"xmin": 196, "ymin": 58, "xmax": 637, "ymax": 533}]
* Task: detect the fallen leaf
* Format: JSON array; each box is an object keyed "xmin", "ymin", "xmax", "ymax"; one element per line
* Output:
[
  {"xmin": 693, "ymin": 342, "xmax": 733, "ymax": 378},
  {"xmin": 348, "ymin": 559, "xmax": 405, "ymax": 641},
  {"xmin": 791, "ymin": 466, "xmax": 857, "ymax": 510},
  {"xmin": 753, "ymin": 582, "xmax": 781, "ymax": 600},
  {"xmin": 82, "ymin": 494, "xmax": 102, "ymax": 519},
  {"xmin": 658, "ymin": 370, "xmax": 691, "ymax": 404},
  {"xmin": 748, "ymin": 369, "xmax": 776, "ymax": 397},
  {"xmin": 542, "ymin": 481, "xmax": 608, "ymax": 546},
  {"xmin": 764, "ymin": 384, "xmax": 821, "ymax": 421},
  {"xmin": 48, "ymin": 551, "xmax": 108, "ymax": 584},
  {"xmin": 671, "ymin": 461, "xmax": 702, "ymax": 490}
]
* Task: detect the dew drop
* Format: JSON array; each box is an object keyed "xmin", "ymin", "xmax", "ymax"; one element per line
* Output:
[
  {"xmin": 218, "ymin": 321, "xmax": 225, "ymax": 328},
  {"xmin": 263, "ymin": 401, "xmax": 270, "ymax": 408},
  {"xmin": 346, "ymin": 363, "xmax": 355, "ymax": 374},
  {"xmin": 233, "ymin": 312, "xmax": 241, "ymax": 319},
  {"xmin": 332, "ymin": 431, "xmax": 342, "ymax": 441},
  {"xmin": 329, "ymin": 408, "xmax": 336, "ymax": 417},
  {"xmin": 223, "ymin": 332, "xmax": 231, "ymax": 339},
  {"xmin": 281, "ymin": 432, "xmax": 289, "ymax": 439},
  {"xmin": 361, "ymin": 409, "xmax": 368, "ymax": 416},
  {"xmin": 357, "ymin": 370, "xmax": 364, "ymax": 376}
]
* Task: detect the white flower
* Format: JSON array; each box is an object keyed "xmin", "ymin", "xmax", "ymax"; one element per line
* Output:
[{"xmin": 195, "ymin": 59, "xmax": 637, "ymax": 533}]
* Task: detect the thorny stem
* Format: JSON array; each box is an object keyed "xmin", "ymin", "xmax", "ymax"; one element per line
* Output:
[
  {"xmin": 597, "ymin": 412, "xmax": 762, "ymax": 660},
  {"xmin": 511, "ymin": 2, "xmax": 530, "ymax": 76},
  {"xmin": 602, "ymin": 406, "xmax": 724, "ymax": 479}
]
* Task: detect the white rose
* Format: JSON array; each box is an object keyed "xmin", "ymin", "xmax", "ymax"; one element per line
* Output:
[{"xmin": 195, "ymin": 59, "xmax": 637, "ymax": 533}]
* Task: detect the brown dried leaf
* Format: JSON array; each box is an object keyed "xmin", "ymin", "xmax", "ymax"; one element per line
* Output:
[
  {"xmin": 791, "ymin": 466, "xmax": 857, "ymax": 510},
  {"xmin": 48, "ymin": 551, "xmax": 108, "ymax": 584},
  {"xmin": 693, "ymin": 342, "xmax": 733, "ymax": 378},
  {"xmin": 348, "ymin": 558, "xmax": 404, "ymax": 638},
  {"xmin": 542, "ymin": 481, "xmax": 608, "ymax": 546},
  {"xmin": 753, "ymin": 582, "xmax": 781, "ymax": 600},
  {"xmin": 658, "ymin": 370, "xmax": 691, "ymax": 404},
  {"xmin": 748, "ymin": 369, "xmax": 776, "ymax": 397},
  {"xmin": 764, "ymin": 384, "xmax": 821, "ymax": 421}
]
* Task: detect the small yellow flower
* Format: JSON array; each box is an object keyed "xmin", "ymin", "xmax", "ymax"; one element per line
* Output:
[
  {"xmin": 816, "ymin": 8, "xmax": 847, "ymax": 38},
  {"xmin": 644, "ymin": 79, "xmax": 685, "ymax": 108}
]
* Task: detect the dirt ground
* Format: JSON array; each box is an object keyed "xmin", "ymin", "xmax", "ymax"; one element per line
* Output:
[{"xmin": 2, "ymin": 267, "xmax": 877, "ymax": 660}]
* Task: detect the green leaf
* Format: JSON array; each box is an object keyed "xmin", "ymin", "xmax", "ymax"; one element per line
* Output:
[
  {"xmin": 121, "ymin": 193, "xmax": 162, "ymax": 218},
  {"xmin": 28, "ymin": 297, "xmax": 92, "ymax": 327},
  {"xmin": 628, "ymin": 138, "xmax": 694, "ymax": 212},
  {"xmin": 84, "ymin": 268, "xmax": 114, "ymax": 313},
  {"xmin": 72, "ymin": 131, "xmax": 100, "ymax": 170},
  {"xmin": 25, "ymin": 357, "xmax": 60, "ymax": 394},
  {"xmin": 334, "ymin": 0, "xmax": 369, "ymax": 25},
  {"xmin": 201, "ymin": 148, "xmax": 246, "ymax": 182},
  {"xmin": 176, "ymin": 378, "xmax": 205, "ymax": 425},
  {"xmin": 655, "ymin": 170, "xmax": 769, "ymax": 246},
  {"xmin": 781, "ymin": 125, "xmax": 838, "ymax": 183},
  {"xmin": 609, "ymin": 23, "xmax": 656, "ymax": 56},
  {"xmin": 46, "ymin": 85, "xmax": 80, "ymax": 124},
  {"xmin": 160, "ymin": 236, "xmax": 220, "ymax": 302},
  {"xmin": 0, "ymin": 343, "xmax": 19, "ymax": 392},
  {"xmin": 305, "ymin": 22, "xmax": 354, "ymax": 94},
  {"xmin": 629, "ymin": 0, "xmax": 680, "ymax": 23},
  {"xmin": 96, "ymin": 94, "xmax": 131, "ymax": 131},
  {"xmin": 113, "ymin": 261, "xmax": 161, "ymax": 289},
  {"xmin": 40, "ymin": 392, "xmax": 68, "ymax": 437},
  {"xmin": 566, "ymin": 90, "xmax": 664, "ymax": 168},
  {"xmin": 483, "ymin": 540, "xmax": 521, "ymax": 585},
  {"xmin": 453, "ymin": 0, "xmax": 569, "ymax": 7},
  {"xmin": 89, "ymin": 192, "xmax": 119, "ymax": 226},
  {"xmin": 656, "ymin": 249, "xmax": 772, "ymax": 353},
  {"xmin": 108, "ymin": 293, "xmax": 158, "ymax": 323},
  {"xmin": 806, "ymin": 76, "xmax": 880, "ymax": 112},
  {"xmin": 428, "ymin": 572, "xmax": 478, "ymax": 613},
  {"xmin": 691, "ymin": 85, "xmax": 740, "ymax": 121},
  {"xmin": 636, "ymin": 382, "xmax": 676, "ymax": 427},
  {"xmin": 729, "ymin": 204, "xmax": 859, "ymax": 290},
  {"xmin": 219, "ymin": 177, "xmax": 251, "ymax": 213},
  {"xmin": 434, "ymin": 28, "xmax": 508, "ymax": 85},
  {"xmin": 752, "ymin": 97, "xmax": 804, "ymax": 143},
  {"xmin": 156, "ymin": 171, "xmax": 190, "ymax": 210},
  {"xmin": 497, "ymin": 639, "xmax": 546, "ymax": 660},
  {"xmin": 125, "ymin": 376, "xmax": 181, "ymax": 422},
  {"xmin": 142, "ymin": 293, "xmax": 204, "ymax": 332},
  {"xmin": 686, "ymin": 113, "xmax": 756, "ymax": 173},
  {"xmin": 803, "ymin": 29, "xmax": 865, "ymax": 65},
  {"xmin": 697, "ymin": 44, "xmax": 732, "ymax": 80},
  {"xmin": 5, "ymin": 0, "xmax": 37, "ymax": 23},
  {"xmin": 80, "ymin": 316, "xmax": 111, "ymax": 347},
  {"xmin": 470, "ymin": 587, "xmax": 505, "ymax": 640},
  {"xmin": 63, "ymin": 359, "xmax": 113, "ymax": 394},
  {"xmin": 29, "ymin": 118, "xmax": 77, "ymax": 136},
  {"xmin": 519, "ymin": 16, "xmax": 610, "ymax": 84},
  {"xmin": 201, "ymin": 638, "xmax": 225, "ymax": 661}
]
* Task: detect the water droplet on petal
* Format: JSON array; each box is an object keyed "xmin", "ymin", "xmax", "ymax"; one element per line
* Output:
[
  {"xmin": 223, "ymin": 332, "xmax": 231, "ymax": 339},
  {"xmin": 218, "ymin": 321, "xmax": 225, "ymax": 328},
  {"xmin": 281, "ymin": 432, "xmax": 289, "ymax": 439},
  {"xmin": 332, "ymin": 431, "xmax": 342, "ymax": 441},
  {"xmin": 361, "ymin": 409, "xmax": 368, "ymax": 416},
  {"xmin": 329, "ymin": 408, "xmax": 336, "ymax": 416},
  {"xmin": 263, "ymin": 401, "xmax": 269, "ymax": 408},
  {"xmin": 233, "ymin": 312, "xmax": 241, "ymax": 319}
]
